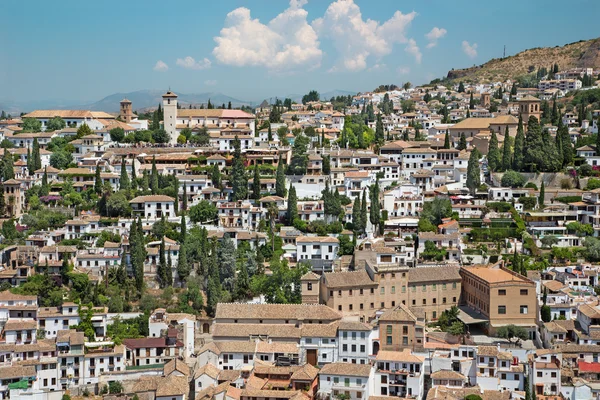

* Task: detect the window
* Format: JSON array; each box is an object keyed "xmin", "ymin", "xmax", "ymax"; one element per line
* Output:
[
  {"xmin": 498, "ymin": 289, "xmax": 506, "ymax": 296},
  {"xmin": 498, "ymin": 305, "xmax": 506, "ymax": 314},
  {"xmin": 442, "ymin": 283, "xmax": 447, "ymax": 290},
  {"xmin": 380, "ymin": 287, "xmax": 385, "ymax": 295},
  {"xmin": 391, "ymin": 286, "xmax": 395, "ymax": 294},
  {"xmin": 422, "ymin": 284, "xmax": 427, "ymax": 292},
  {"xmin": 551, "ymin": 372, "xmax": 557, "ymax": 378},
  {"xmin": 537, "ymin": 371, "xmax": 543, "ymax": 377},
  {"xmin": 334, "ymin": 377, "xmax": 339, "ymax": 384},
  {"xmin": 402, "ymin": 286, "xmax": 406, "ymax": 293},
  {"xmin": 402, "ymin": 337, "xmax": 408, "ymax": 345},
  {"xmin": 386, "ymin": 336, "xmax": 392, "ymax": 345},
  {"xmin": 432, "ymin": 284, "xmax": 437, "ymax": 290},
  {"xmin": 520, "ymin": 305, "xmax": 528, "ymax": 314},
  {"xmin": 307, "ymin": 283, "xmax": 312, "ymax": 291},
  {"xmin": 452, "ymin": 282, "xmax": 457, "ymax": 289},
  {"xmin": 422, "ymin": 299, "xmax": 426, "ymax": 305},
  {"xmin": 343, "ymin": 344, "xmax": 348, "ymax": 352},
  {"xmin": 443, "ymin": 297, "xmax": 447, "ymax": 304},
  {"xmin": 403, "ymin": 326, "xmax": 408, "ymax": 335},
  {"xmin": 520, "ymin": 289, "xmax": 528, "ymax": 295},
  {"xmin": 386, "ymin": 325, "xmax": 393, "ymax": 334}
]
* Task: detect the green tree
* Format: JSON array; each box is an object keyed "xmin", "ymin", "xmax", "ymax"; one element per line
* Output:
[
  {"xmin": 443, "ymin": 132, "xmax": 450, "ymax": 149},
  {"xmin": 189, "ymin": 200, "xmax": 218, "ymax": 224},
  {"xmin": 287, "ymin": 183, "xmax": 298, "ymax": 224},
  {"xmin": 32, "ymin": 138, "xmax": 41, "ymax": 171},
  {"xmin": 275, "ymin": 155, "xmax": 287, "ymax": 198},
  {"xmin": 110, "ymin": 127, "xmax": 125, "ymax": 142},
  {"xmin": 469, "ymin": 92, "xmax": 475, "ymax": 109},
  {"xmin": 22, "ymin": 118, "xmax": 42, "ymax": 132},
  {"xmin": 360, "ymin": 190, "xmax": 368, "ymax": 233},
  {"xmin": 94, "ymin": 165, "xmax": 103, "ymax": 195},
  {"xmin": 152, "ymin": 129, "xmax": 170, "ymax": 144},
  {"xmin": 512, "ymin": 115, "xmax": 525, "ymax": 171},
  {"xmin": 501, "ymin": 126, "xmax": 512, "ymax": 171},
  {"xmin": 501, "ymin": 170, "xmax": 526, "ymax": 188},
  {"xmin": 211, "ymin": 163, "xmax": 221, "ymax": 189},
  {"xmin": 457, "ymin": 133, "xmax": 467, "ymax": 151},
  {"xmin": 119, "ymin": 157, "xmax": 130, "ymax": 191},
  {"xmin": 352, "ymin": 198, "xmax": 362, "ymax": 233},
  {"xmin": 420, "ymin": 197, "xmax": 452, "ymax": 226},
  {"xmin": 539, "ymin": 181, "xmax": 545, "ymax": 208},
  {"xmin": 466, "ymin": 149, "xmax": 481, "ymax": 195},
  {"xmin": 231, "ymin": 136, "xmax": 248, "ymax": 201},
  {"xmin": 157, "ymin": 238, "xmax": 169, "ymax": 288},
  {"xmin": 558, "ymin": 118, "xmax": 573, "ymax": 166},
  {"xmin": 76, "ymin": 123, "xmax": 93, "ymax": 139},
  {"xmin": 540, "ymin": 305, "xmax": 551, "ymax": 322},
  {"xmin": 369, "ymin": 181, "xmax": 381, "ymax": 231},
  {"xmin": 487, "ymin": 131, "xmax": 500, "ymax": 171},
  {"xmin": 458, "ymin": 82, "xmax": 465, "ymax": 93},
  {"xmin": 375, "ymin": 114, "xmax": 384, "ymax": 146},
  {"xmin": 49, "ymin": 150, "xmax": 72, "ymax": 170},
  {"xmin": 322, "ymin": 155, "xmax": 331, "ymax": 174},
  {"xmin": 177, "ymin": 242, "xmax": 190, "ymax": 283},
  {"xmin": 252, "ymin": 164, "xmax": 261, "ymax": 200},
  {"xmin": 150, "ymin": 156, "xmax": 159, "ymax": 194},
  {"xmin": 1, "ymin": 149, "xmax": 14, "ymax": 180},
  {"xmin": 496, "ymin": 324, "xmax": 528, "ymax": 345}
]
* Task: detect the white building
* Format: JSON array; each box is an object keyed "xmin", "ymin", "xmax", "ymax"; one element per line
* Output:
[
  {"xmin": 130, "ymin": 195, "xmax": 176, "ymax": 220},
  {"xmin": 318, "ymin": 363, "xmax": 373, "ymax": 400},
  {"xmin": 296, "ymin": 236, "xmax": 339, "ymax": 273},
  {"xmin": 373, "ymin": 350, "xmax": 424, "ymax": 398}
]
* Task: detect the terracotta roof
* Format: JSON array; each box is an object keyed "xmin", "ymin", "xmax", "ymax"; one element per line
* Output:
[
  {"xmin": 123, "ymin": 337, "xmax": 183, "ymax": 349},
  {"xmin": 129, "ymin": 195, "xmax": 174, "ymax": 203},
  {"xmin": 431, "ymin": 370, "xmax": 466, "ymax": 380},
  {"xmin": 212, "ymin": 323, "xmax": 301, "ymax": 339},
  {"xmin": 319, "ymin": 362, "xmax": 371, "ymax": 377},
  {"xmin": 0, "ymin": 365, "xmax": 36, "ymax": 380},
  {"xmin": 323, "ymin": 270, "xmax": 377, "ymax": 289},
  {"xmin": 194, "ymin": 363, "xmax": 221, "ymax": 379},
  {"xmin": 408, "ymin": 266, "xmax": 461, "ymax": 284},
  {"xmin": 215, "ymin": 303, "xmax": 340, "ymax": 321},
  {"xmin": 255, "ymin": 341, "xmax": 299, "ymax": 354},
  {"xmin": 23, "ymin": 110, "xmax": 115, "ymax": 119},
  {"xmin": 4, "ymin": 319, "xmax": 37, "ymax": 330},
  {"xmin": 295, "ymin": 236, "xmax": 339, "ymax": 243},
  {"xmin": 379, "ymin": 304, "xmax": 418, "ymax": 323},
  {"xmin": 376, "ymin": 349, "xmax": 424, "ymax": 363},
  {"xmin": 163, "ymin": 358, "xmax": 190, "ymax": 377}
]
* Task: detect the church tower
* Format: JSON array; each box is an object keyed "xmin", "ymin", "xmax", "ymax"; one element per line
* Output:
[
  {"xmin": 518, "ymin": 95, "xmax": 541, "ymax": 125},
  {"xmin": 162, "ymin": 91, "xmax": 178, "ymax": 144},
  {"xmin": 119, "ymin": 98, "xmax": 133, "ymax": 123}
]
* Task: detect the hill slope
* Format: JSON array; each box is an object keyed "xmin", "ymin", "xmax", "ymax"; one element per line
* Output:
[{"xmin": 445, "ymin": 38, "xmax": 600, "ymax": 83}]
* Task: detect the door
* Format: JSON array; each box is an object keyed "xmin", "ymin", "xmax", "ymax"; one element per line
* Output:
[{"xmin": 307, "ymin": 349, "xmax": 318, "ymax": 366}]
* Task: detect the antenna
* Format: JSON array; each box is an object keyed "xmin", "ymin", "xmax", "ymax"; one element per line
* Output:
[{"xmin": 503, "ymin": 45, "xmax": 506, "ymax": 59}]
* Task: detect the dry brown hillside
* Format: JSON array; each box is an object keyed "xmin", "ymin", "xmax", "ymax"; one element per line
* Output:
[{"xmin": 445, "ymin": 38, "xmax": 600, "ymax": 83}]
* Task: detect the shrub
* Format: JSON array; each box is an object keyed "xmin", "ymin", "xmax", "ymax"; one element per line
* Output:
[
  {"xmin": 501, "ymin": 170, "xmax": 526, "ymax": 188},
  {"xmin": 587, "ymin": 178, "xmax": 600, "ymax": 190},
  {"xmin": 524, "ymin": 182, "xmax": 538, "ymax": 190},
  {"xmin": 560, "ymin": 178, "xmax": 573, "ymax": 189}
]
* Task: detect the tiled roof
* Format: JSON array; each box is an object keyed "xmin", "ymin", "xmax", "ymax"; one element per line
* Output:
[
  {"xmin": 129, "ymin": 195, "xmax": 174, "ymax": 203},
  {"xmin": 431, "ymin": 370, "xmax": 466, "ymax": 380},
  {"xmin": 319, "ymin": 362, "xmax": 371, "ymax": 377},
  {"xmin": 408, "ymin": 266, "xmax": 461, "ymax": 284},
  {"xmin": 323, "ymin": 270, "xmax": 377, "ymax": 289},
  {"xmin": 376, "ymin": 349, "xmax": 424, "ymax": 363},
  {"xmin": 214, "ymin": 303, "xmax": 341, "ymax": 321},
  {"xmin": 379, "ymin": 304, "xmax": 417, "ymax": 323}
]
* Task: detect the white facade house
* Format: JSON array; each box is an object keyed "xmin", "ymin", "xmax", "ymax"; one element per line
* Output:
[
  {"xmin": 130, "ymin": 195, "xmax": 176, "ymax": 220},
  {"xmin": 374, "ymin": 350, "xmax": 424, "ymax": 399},
  {"xmin": 318, "ymin": 363, "xmax": 373, "ymax": 400},
  {"xmin": 148, "ymin": 309, "xmax": 195, "ymax": 359},
  {"xmin": 337, "ymin": 322, "xmax": 372, "ymax": 364},
  {"xmin": 296, "ymin": 236, "xmax": 340, "ymax": 273}
]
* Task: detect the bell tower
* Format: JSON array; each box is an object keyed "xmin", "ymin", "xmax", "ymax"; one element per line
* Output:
[
  {"xmin": 119, "ymin": 98, "xmax": 133, "ymax": 123},
  {"xmin": 518, "ymin": 95, "xmax": 541, "ymax": 125},
  {"xmin": 162, "ymin": 90, "xmax": 178, "ymax": 144}
]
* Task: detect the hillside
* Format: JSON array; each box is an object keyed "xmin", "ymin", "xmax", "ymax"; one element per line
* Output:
[{"xmin": 444, "ymin": 37, "xmax": 600, "ymax": 83}]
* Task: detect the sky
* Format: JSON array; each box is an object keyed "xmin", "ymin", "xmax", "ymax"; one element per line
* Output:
[{"xmin": 1, "ymin": 0, "xmax": 599, "ymax": 105}]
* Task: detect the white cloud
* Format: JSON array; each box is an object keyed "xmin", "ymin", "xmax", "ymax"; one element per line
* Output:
[
  {"xmin": 204, "ymin": 79, "xmax": 217, "ymax": 86},
  {"xmin": 397, "ymin": 66, "xmax": 410, "ymax": 75},
  {"xmin": 153, "ymin": 60, "xmax": 169, "ymax": 72},
  {"xmin": 405, "ymin": 39, "xmax": 422, "ymax": 64},
  {"xmin": 176, "ymin": 56, "xmax": 212, "ymax": 70},
  {"xmin": 313, "ymin": 0, "xmax": 417, "ymax": 71},
  {"xmin": 462, "ymin": 41, "xmax": 478, "ymax": 58},
  {"xmin": 213, "ymin": 0, "xmax": 321, "ymax": 71},
  {"xmin": 425, "ymin": 27, "xmax": 446, "ymax": 48},
  {"xmin": 368, "ymin": 63, "xmax": 387, "ymax": 72}
]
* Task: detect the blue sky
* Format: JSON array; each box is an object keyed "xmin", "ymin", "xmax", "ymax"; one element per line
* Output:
[{"xmin": 1, "ymin": 0, "xmax": 599, "ymax": 104}]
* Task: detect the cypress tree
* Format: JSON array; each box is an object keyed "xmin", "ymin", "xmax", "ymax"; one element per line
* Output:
[
  {"xmin": 559, "ymin": 118, "xmax": 573, "ymax": 166},
  {"xmin": 375, "ymin": 114, "xmax": 384, "ymax": 146},
  {"xmin": 457, "ymin": 133, "xmax": 467, "ymax": 151},
  {"xmin": 501, "ymin": 126, "xmax": 512, "ymax": 171},
  {"xmin": 360, "ymin": 189, "xmax": 368, "ymax": 234},
  {"xmin": 158, "ymin": 237, "xmax": 168, "ymax": 288},
  {"xmin": 177, "ymin": 239, "xmax": 190, "ymax": 284},
  {"xmin": 26, "ymin": 147, "xmax": 33, "ymax": 176},
  {"xmin": 41, "ymin": 167, "xmax": 49, "ymax": 191},
  {"xmin": 469, "ymin": 92, "xmax": 475, "ymax": 109},
  {"xmin": 94, "ymin": 164, "xmax": 102, "ymax": 195},
  {"xmin": 2, "ymin": 149, "xmax": 14, "ymax": 181},
  {"xmin": 287, "ymin": 183, "xmax": 298, "ymax": 224},
  {"xmin": 231, "ymin": 136, "xmax": 248, "ymax": 201},
  {"xmin": 352, "ymin": 197, "xmax": 362, "ymax": 233},
  {"xmin": 539, "ymin": 181, "xmax": 545, "ymax": 208},
  {"xmin": 131, "ymin": 160, "xmax": 137, "ymax": 190},
  {"xmin": 369, "ymin": 180, "xmax": 380, "ymax": 230},
  {"xmin": 182, "ymin": 183, "xmax": 187, "ymax": 212},
  {"xmin": 141, "ymin": 170, "xmax": 149, "ymax": 192},
  {"xmin": 466, "ymin": 149, "xmax": 481, "ymax": 195},
  {"xmin": 119, "ymin": 157, "xmax": 130, "ymax": 191},
  {"xmin": 180, "ymin": 214, "xmax": 187, "ymax": 242},
  {"xmin": 166, "ymin": 248, "xmax": 173, "ymax": 287},
  {"xmin": 513, "ymin": 115, "xmax": 525, "ymax": 171},
  {"xmin": 487, "ymin": 131, "xmax": 500, "ymax": 172},
  {"xmin": 32, "ymin": 138, "xmax": 41, "ymax": 171},
  {"xmin": 150, "ymin": 156, "xmax": 159, "ymax": 194},
  {"xmin": 443, "ymin": 132, "xmax": 450, "ymax": 149},
  {"xmin": 252, "ymin": 164, "xmax": 261, "ymax": 200},
  {"xmin": 275, "ymin": 155, "xmax": 286, "ymax": 198},
  {"xmin": 211, "ymin": 163, "xmax": 221, "ymax": 189}
]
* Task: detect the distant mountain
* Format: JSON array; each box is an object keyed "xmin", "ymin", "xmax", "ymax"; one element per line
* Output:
[{"xmin": 443, "ymin": 37, "xmax": 600, "ymax": 84}]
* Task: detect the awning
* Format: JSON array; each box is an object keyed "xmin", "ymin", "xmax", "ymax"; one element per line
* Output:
[
  {"xmin": 457, "ymin": 306, "xmax": 489, "ymax": 325},
  {"xmin": 8, "ymin": 380, "xmax": 29, "ymax": 390}
]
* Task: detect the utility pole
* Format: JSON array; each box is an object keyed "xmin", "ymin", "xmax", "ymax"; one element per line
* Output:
[{"xmin": 503, "ymin": 45, "xmax": 506, "ymax": 59}]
